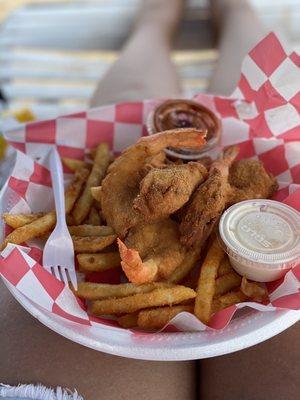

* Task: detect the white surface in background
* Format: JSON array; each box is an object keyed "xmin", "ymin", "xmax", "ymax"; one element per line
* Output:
[
  {"xmin": 0, "ymin": 0, "xmax": 299, "ymax": 49},
  {"xmin": 0, "ymin": 0, "xmax": 300, "ymax": 119}
]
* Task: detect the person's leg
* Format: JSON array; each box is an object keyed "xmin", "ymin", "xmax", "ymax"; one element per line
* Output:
[
  {"xmin": 208, "ymin": 0, "xmax": 267, "ymax": 95},
  {"xmin": 199, "ymin": 322, "xmax": 300, "ymax": 400},
  {"xmin": 90, "ymin": 0, "xmax": 184, "ymax": 107},
  {"xmin": 0, "ymin": 280, "xmax": 196, "ymax": 400}
]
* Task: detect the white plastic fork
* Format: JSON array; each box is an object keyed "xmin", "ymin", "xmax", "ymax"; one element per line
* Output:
[{"xmin": 43, "ymin": 147, "xmax": 77, "ymax": 289}]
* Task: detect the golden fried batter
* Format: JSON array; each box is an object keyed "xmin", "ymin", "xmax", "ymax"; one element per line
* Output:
[
  {"xmin": 180, "ymin": 151, "xmax": 278, "ymax": 249},
  {"xmin": 101, "ymin": 128, "xmax": 206, "ymax": 238},
  {"xmin": 133, "ymin": 162, "xmax": 208, "ymax": 222},
  {"xmin": 118, "ymin": 219, "xmax": 187, "ymax": 284},
  {"xmin": 179, "ymin": 146, "xmax": 239, "ymax": 248},
  {"xmin": 228, "ymin": 159, "xmax": 278, "ymax": 203}
]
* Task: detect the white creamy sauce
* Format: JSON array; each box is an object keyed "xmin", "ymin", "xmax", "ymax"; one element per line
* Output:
[{"xmin": 219, "ymin": 200, "xmax": 300, "ymax": 282}]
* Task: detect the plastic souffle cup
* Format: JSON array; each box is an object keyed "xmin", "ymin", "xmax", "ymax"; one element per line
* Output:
[
  {"xmin": 219, "ymin": 199, "xmax": 300, "ymax": 282},
  {"xmin": 147, "ymin": 99, "xmax": 221, "ymax": 160}
]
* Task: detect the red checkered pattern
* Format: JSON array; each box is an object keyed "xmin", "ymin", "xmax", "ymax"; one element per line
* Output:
[
  {"xmin": 1, "ymin": 33, "xmax": 299, "ymax": 332},
  {"xmin": 0, "ymin": 245, "xmax": 125, "ymax": 329},
  {"xmin": 6, "ymin": 151, "xmax": 54, "ymax": 214}
]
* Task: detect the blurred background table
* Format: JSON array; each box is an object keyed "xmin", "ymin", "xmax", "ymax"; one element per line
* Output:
[{"xmin": 0, "ymin": 0, "xmax": 300, "ymax": 121}]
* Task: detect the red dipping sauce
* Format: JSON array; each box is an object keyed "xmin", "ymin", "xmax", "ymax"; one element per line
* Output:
[{"xmin": 148, "ymin": 99, "xmax": 221, "ymax": 159}]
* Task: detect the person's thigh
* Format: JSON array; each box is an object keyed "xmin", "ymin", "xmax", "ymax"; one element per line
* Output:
[
  {"xmin": 0, "ymin": 281, "xmax": 195, "ymax": 400},
  {"xmin": 199, "ymin": 322, "xmax": 300, "ymax": 400}
]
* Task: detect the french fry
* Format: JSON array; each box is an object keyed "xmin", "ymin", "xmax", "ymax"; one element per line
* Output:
[
  {"xmin": 215, "ymin": 271, "xmax": 241, "ymax": 296},
  {"xmin": 194, "ymin": 239, "xmax": 224, "ymax": 324},
  {"xmin": 72, "ymin": 143, "xmax": 110, "ymax": 224},
  {"xmin": 91, "ymin": 186, "xmax": 102, "ymax": 203},
  {"xmin": 1, "ymin": 168, "xmax": 88, "ymax": 249},
  {"xmin": 88, "ymin": 148, "xmax": 115, "ymax": 162},
  {"xmin": 62, "ymin": 157, "xmax": 91, "ymax": 172},
  {"xmin": 76, "ymin": 282, "xmax": 174, "ymax": 300},
  {"xmin": 77, "ymin": 252, "xmax": 121, "ymax": 272},
  {"xmin": 2, "ymin": 162, "xmax": 89, "ymax": 231},
  {"xmin": 65, "ymin": 168, "xmax": 90, "ymax": 213},
  {"xmin": 218, "ymin": 256, "xmax": 233, "ymax": 276},
  {"xmin": 117, "ymin": 313, "xmax": 139, "ymax": 329},
  {"xmin": 38, "ymin": 226, "xmax": 111, "ymax": 242},
  {"xmin": 73, "ymin": 234, "xmax": 116, "ymax": 253},
  {"xmin": 168, "ymin": 248, "xmax": 201, "ymax": 283},
  {"xmin": 212, "ymin": 290, "xmax": 248, "ymax": 314},
  {"xmin": 137, "ymin": 305, "xmax": 194, "ymax": 330},
  {"xmin": 91, "ymin": 286, "xmax": 196, "ymax": 315},
  {"xmin": 1, "ymin": 211, "xmax": 56, "ymax": 250},
  {"xmin": 68, "ymin": 225, "xmax": 114, "ymax": 237},
  {"xmin": 241, "ymin": 277, "xmax": 268, "ymax": 302},
  {"xmin": 3, "ymin": 212, "xmax": 44, "ymax": 229},
  {"xmin": 87, "ymin": 206, "xmax": 101, "ymax": 225}
]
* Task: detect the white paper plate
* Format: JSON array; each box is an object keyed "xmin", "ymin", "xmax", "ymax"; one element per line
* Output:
[
  {"xmin": 0, "ymin": 151, "xmax": 299, "ymax": 360},
  {"xmin": 3, "ymin": 278, "xmax": 299, "ymax": 361}
]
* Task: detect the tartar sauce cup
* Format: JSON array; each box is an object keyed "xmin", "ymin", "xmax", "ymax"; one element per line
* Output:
[{"xmin": 219, "ymin": 199, "xmax": 300, "ymax": 282}]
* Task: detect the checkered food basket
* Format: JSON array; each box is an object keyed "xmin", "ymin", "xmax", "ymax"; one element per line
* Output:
[{"xmin": 0, "ymin": 33, "xmax": 299, "ymax": 335}]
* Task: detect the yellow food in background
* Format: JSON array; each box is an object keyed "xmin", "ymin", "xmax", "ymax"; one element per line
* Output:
[
  {"xmin": 0, "ymin": 107, "xmax": 36, "ymax": 160},
  {"xmin": 0, "ymin": 135, "xmax": 7, "ymax": 160},
  {"xmin": 13, "ymin": 108, "xmax": 35, "ymax": 123}
]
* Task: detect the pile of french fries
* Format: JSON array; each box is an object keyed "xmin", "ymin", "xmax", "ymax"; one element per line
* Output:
[
  {"xmin": 76, "ymin": 239, "xmax": 267, "ymax": 330},
  {"xmin": 1, "ymin": 142, "xmax": 268, "ymax": 331}
]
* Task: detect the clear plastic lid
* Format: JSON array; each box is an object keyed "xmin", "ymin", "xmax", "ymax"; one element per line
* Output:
[{"xmin": 219, "ymin": 200, "xmax": 300, "ymax": 266}]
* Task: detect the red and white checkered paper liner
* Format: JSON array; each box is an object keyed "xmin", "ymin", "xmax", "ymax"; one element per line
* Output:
[{"xmin": 1, "ymin": 33, "xmax": 299, "ymax": 333}]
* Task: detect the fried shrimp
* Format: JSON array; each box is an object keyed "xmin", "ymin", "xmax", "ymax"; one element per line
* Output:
[
  {"xmin": 133, "ymin": 162, "xmax": 208, "ymax": 222},
  {"xmin": 117, "ymin": 219, "xmax": 187, "ymax": 284},
  {"xmin": 179, "ymin": 148, "xmax": 278, "ymax": 249},
  {"xmin": 180, "ymin": 146, "xmax": 239, "ymax": 248},
  {"xmin": 228, "ymin": 159, "xmax": 278, "ymax": 203},
  {"xmin": 101, "ymin": 128, "xmax": 206, "ymax": 237}
]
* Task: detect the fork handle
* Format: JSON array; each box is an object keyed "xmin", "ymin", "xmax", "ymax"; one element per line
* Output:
[{"xmin": 49, "ymin": 147, "xmax": 67, "ymax": 226}]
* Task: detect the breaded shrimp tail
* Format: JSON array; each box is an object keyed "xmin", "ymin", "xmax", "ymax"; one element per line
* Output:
[{"xmin": 118, "ymin": 239, "xmax": 158, "ymax": 284}]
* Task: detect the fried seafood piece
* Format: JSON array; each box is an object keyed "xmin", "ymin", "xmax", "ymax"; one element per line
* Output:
[
  {"xmin": 145, "ymin": 151, "xmax": 167, "ymax": 168},
  {"xmin": 101, "ymin": 128, "xmax": 206, "ymax": 238},
  {"xmin": 117, "ymin": 219, "xmax": 188, "ymax": 284},
  {"xmin": 197, "ymin": 156, "xmax": 212, "ymax": 169},
  {"xmin": 133, "ymin": 162, "xmax": 208, "ymax": 222},
  {"xmin": 228, "ymin": 159, "xmax": 278, "ymax": 203},
  {"xmin": 138, "ymin": 151, "xmax": 168, "ymax": 178},
  {"xmin": 180, "ymin": 146, "xmax": 239, "ymax": 248}
]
